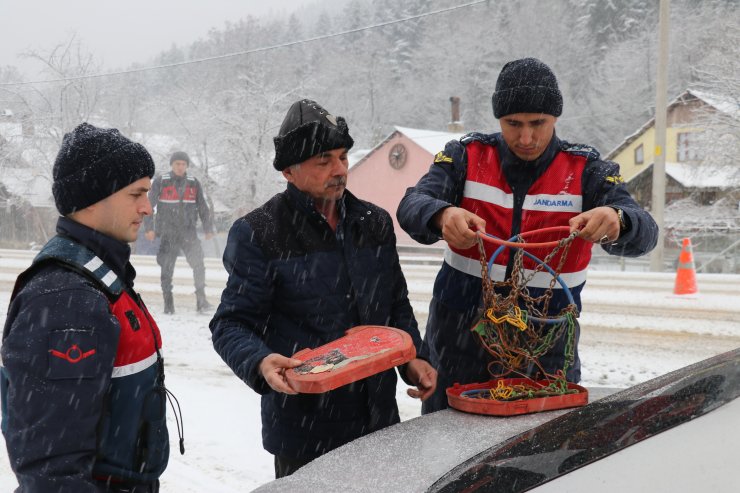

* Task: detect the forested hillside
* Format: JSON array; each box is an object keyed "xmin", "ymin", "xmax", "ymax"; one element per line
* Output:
[{"xmin": 0, "ymin": 0, "xmax": 737, "ymax": 212}]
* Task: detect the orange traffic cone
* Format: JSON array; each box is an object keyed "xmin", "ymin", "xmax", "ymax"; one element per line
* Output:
[{"xmin": 673, "ymin": 237, "xmax": 698, "ymax": 295}]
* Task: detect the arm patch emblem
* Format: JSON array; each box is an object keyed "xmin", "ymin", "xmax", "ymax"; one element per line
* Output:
[
  {"xmin": 605, "ymin": 175, "xmax": 624, "ymax": 184},
  {"xmin": 48, "ymin": 329, "xmax": 98, "ymax": 379}
]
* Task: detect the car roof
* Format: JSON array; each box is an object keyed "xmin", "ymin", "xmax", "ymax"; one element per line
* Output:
[
  {"xmin": 255, "ymin": 347, "xmax": 739, "ymax": 493},
  {"xmin": 253, "ymin": 387, "xmax": 618, "ymax": 492}
]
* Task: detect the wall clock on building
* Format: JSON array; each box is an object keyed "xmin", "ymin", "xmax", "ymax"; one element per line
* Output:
[{"xmin": 388, "ymin": 143, "xmax": 407, "ymax": 170}]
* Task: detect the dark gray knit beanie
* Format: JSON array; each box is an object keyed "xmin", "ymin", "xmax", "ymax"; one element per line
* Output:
[
  {"xmin": 170, "ymin": 151, "xmax": 190, "ymax": 165},
  {"xmin": 492, "ymin": 58, "xmax": 563, "ymax": 118},
  {"xmin": 273, "ymin": 99, "xmax": 354, "ymax": 171},
  {"xmin": 52, "ymin": 123, "xmax": 155, "ymax": 215}
]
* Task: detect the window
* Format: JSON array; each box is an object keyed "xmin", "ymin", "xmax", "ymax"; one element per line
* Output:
[
  {"xmin": 634, "ymin": 144, "xmax": 644, "ymax": 165},
  {"xmin": 677, "ymin": 132, "xmax": 698, "ymax": 162}
]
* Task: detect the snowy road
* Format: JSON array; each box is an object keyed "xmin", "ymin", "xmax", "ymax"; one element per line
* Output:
[{"xmin": 0, "ymin": 250, "xmax": 739, "ymax": 491}]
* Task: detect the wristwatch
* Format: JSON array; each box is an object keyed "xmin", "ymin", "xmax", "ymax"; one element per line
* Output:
[{"xmin": 610, "ymin": 206, "xmax": 627, "ymax": 233}]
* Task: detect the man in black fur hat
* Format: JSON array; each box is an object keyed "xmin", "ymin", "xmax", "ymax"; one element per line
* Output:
[
  {"xmin": 210, "ymin": 99, "xmax": 437, "ymax": 478},
  {"xmin": 397, "ymin": 58, "xmax": 658, "ymax": 414}
]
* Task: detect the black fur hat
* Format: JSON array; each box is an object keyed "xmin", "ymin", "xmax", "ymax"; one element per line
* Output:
[
  {"xmin": 492, "ymin": 58, "xmax": 563, "ymax": 118},
  {"xmin": 52, "ymin": 123, "xmax": 155, "ymax": 215},
  {"xmin": 273, "ymin": 99, "xmax": 354, "ymax": 171}
]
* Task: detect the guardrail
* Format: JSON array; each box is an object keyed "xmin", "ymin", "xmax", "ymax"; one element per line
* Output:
[{"xmin": 2, "ymin": 248, "xmax": 738, "ymax": 318}]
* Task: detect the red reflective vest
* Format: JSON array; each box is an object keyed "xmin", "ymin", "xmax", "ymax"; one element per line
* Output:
[
  {"xmin": 445, "ymin": 140, "xmax": 593, "ymax": 289},
  {"xmin": 4, "ymin": 235, "xmax": 169, "ymax": 483}
]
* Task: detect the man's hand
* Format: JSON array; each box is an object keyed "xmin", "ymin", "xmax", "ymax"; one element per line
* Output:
[
  {"xmin": 434, "ymin": 207, "xmax": 486, "ymax": 250},
  {"xmin": 144, "ymin": 231, "xmax": 155, "ymax": 241},
  {"xmin": 569, "ymin": 206, "xmax": 621, "ymax": 244},
  {"xmin": 258, "ymin": 353, "xmax": 303, "ymax": 395},
  {"xmin": 404, "ymin": 358, "xmax": 438, "ymax": 401}
]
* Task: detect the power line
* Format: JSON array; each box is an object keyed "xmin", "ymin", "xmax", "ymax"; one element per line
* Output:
[{"xmin": 1, "ymin": 0, "xmax": 489, "ymax": 87}]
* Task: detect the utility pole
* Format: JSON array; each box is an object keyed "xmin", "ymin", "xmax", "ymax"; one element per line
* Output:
[{"xmin": 650, "ymin": 0, "xmax": 670, "ymax": 272}]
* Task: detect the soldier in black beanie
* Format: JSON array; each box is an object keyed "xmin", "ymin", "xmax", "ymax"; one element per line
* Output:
[
  {"xmin": 52, "ymin": 122, "xmax": 155, "ymax": 215},
  {"xmin": 210, "ymin": 99, "xmax": 437, "ymax": 478},
  {"xmin": 398, "ymin": 58, "xmax": 658, "ymax": 414},
  {"xmin": 2, "ymin": 123, "xmax": 173, "ymax": 490}
]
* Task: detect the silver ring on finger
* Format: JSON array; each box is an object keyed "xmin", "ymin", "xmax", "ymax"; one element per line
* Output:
[{"xmin": 599, "ymin": 234, "xmax": 611, "ymax": 244}]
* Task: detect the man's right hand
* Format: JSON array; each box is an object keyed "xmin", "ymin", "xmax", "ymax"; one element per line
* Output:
[
  {"xmin": 258, "ymin": 353, "xmax": 303, "ymax": 395},
  {"xmin": 144, "ymin": 231, "xmax": 155, "ymax": 241},
  {"xmin": 434, "ymin": 207, "xmax": 486, "ymax": 250}
]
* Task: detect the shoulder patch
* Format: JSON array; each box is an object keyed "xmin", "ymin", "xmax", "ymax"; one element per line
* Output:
[
  {"xmin": 434, "ymin": 151, "xmax": 453, "ymax": 164},
  {"xmin": 605, "ymin": 175, "xmax": 624, "ymax": 185}
]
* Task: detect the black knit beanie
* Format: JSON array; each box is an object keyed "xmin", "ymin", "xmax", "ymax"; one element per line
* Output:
[
  {"xmin": 492, "ymin": 58, "xmax": 563, "ymax": 118},
  {"xmin": 52, "ymin": 123, "xmax": 155, "ymax": 215},
  {"xmin": 170, "ymin": 151, "xmax": 190, "ymax": 165},
  {"xmin": 273, "ymin": 99, "xmax": 354, "ymax": 171}
]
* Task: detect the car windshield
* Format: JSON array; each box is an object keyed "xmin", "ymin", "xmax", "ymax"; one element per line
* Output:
[{"xmin": 428, "ymin": 347, "xmax": 740, "ymax": 493}]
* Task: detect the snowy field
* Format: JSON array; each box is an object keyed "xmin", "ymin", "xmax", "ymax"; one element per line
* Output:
[{"xmin": 0, "ymin": 264, "xmax": 739, "ymax": 492}]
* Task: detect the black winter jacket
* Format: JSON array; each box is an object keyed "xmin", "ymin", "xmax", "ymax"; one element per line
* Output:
[{"xmin": 210, "ymin": 184, "xmax": 424, "ymax": 460}]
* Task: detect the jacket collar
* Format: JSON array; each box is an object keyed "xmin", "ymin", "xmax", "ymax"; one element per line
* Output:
[
  {"xmin": 285, "ymin": 182, "xmax": 348, "ymax": 221},
  {"xmin": 496, "ymin": 133, "xmax": 561, "ymax": 190},
  {"xmin": 56, "ymin": 216, "xmax": 136, "ymax": 285}
]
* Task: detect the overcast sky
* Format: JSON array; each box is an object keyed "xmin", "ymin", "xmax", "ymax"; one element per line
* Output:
[{"xmin": 1, "ymin": 0, "xmax": 316, "ymax": 77}]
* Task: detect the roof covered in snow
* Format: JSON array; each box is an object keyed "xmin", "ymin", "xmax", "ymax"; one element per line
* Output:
[
  {"xmin": 630, "ymin": 161, "xmax": 740, "ymax": 189},
  {"xmin": 350, "ymin": 126, "xmax": 466, "ymax": 170},
  {"xmin": 606, "ymin": 89, "xmax": 739, "ymax": 160},
  {"xmin": 665, "ymin": 162, "xmax": 740, "ymax": 188},
  {"xmin": 394, "ymin": 126, "xmax": 467, "ymax": 155},
  {"xmin": 348, "ymin": 148, "xmax": 371, "ymax": 169},
  {"xmin": 688, "ymin": 89, "xmax": 740, "ymax": 118}
]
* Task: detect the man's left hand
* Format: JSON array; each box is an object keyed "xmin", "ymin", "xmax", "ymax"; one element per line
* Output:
[
  {"xmin": 569, "ymin": 206, "xmax": 621, "ymax": 244},
  {"xmin": 404, "ymin": 358, "xmax": 437, "ymax": 401}
]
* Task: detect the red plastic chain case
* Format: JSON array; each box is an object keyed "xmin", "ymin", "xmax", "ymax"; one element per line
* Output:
[
  {"xmin": 447, "ymin": 378, "xmax": 589, "ymax": 416},
  {"xmin": 286, "ymin": 325, "xmax": 416, "ymax": 394}
]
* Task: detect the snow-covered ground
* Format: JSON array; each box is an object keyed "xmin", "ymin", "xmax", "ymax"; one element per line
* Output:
[{"xmin": 0, "ymin": 264, "xmax": 739, "ymax": 492}]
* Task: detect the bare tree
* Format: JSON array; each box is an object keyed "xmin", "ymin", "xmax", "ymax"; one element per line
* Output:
[{"xmin": 21, "ymin": 34, "xmax": 103, "ymax": 136}]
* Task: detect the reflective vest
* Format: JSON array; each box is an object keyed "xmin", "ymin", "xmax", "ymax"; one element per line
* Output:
[
  {"xmin": 444, "ymin": 139, "xmax": 594, "ymax": 290},
  {"xmin": 158, "ymin": 172, "xmax": 199, "ymax": 204},
  {"xmin": 5, "ymin": 235, "xmax": 169, "ymax": 483}
]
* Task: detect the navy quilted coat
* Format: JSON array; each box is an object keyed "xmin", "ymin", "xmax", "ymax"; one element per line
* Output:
[{"xmin": 210, "ymin": 184, "xmax": 425, "ymax": 461}]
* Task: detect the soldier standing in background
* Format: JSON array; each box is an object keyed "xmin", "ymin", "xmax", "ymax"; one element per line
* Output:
[{"xmin": 145, "ymin": 151, "xmax": 214, "ymax": 314}]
